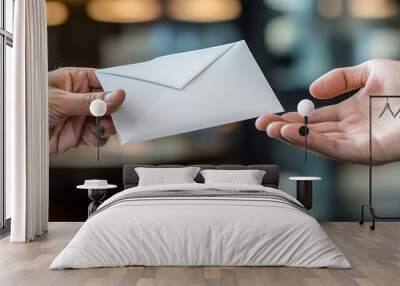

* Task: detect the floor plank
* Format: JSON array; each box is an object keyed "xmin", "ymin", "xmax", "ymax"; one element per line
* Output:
[{"xmin": 0, "ymin": 222, "xmax": 399, "ymax": 286}]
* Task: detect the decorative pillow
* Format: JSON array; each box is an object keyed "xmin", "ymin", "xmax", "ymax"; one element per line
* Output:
[
  {"xmin": 200, "ymin": 169, "xmax": 266, "ymax": 185},
  {"xmin": 135, "ymin": 167, "xmax": 201, "ymax": 186}
]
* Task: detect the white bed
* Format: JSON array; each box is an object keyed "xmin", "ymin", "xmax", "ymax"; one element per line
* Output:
[{"xmin": 50, "ymin": 182, "xmax": 350, "ymax": 269}]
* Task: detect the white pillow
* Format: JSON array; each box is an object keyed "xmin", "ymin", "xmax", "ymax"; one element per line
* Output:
[
  {"xmin": 200, "ymin": 169, "xmax": 266, "ymax": 185},
  {"xmin": 135, "ymin": 167, "xmax": 200, "ymax": 186}
]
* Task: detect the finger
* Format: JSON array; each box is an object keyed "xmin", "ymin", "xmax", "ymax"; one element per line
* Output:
[
  {"xmin": 66, "ymin": 67, "xmax": 103, "ymax": 91},
  {"xmin": 255, "ymin": 114, "xmax": 287, "ymax": 130},
  {"xmin": 323, "ymin": 132, "xmax": 349, "ymax": 140},
  {"xmin": 266, "ymin": 121, "xmax": 287, "ymax": 139},
  {"xmin": 309, "ymin": 62, "xmax": 369, "ymax": 99},
  {"xmin": 100, "ymin": 117, "xmax": 117, "ymax": 136},
  {"xmin": 61, "ymin": 89, "xmax": 125, "ymax": 116},
  {"xmin": 83, "ymin": 132, "xmax": 108, "ymax": 147},
  {"xmin": 90, "ymin": 87, "xmax": 103, "ymax": 92},
  {"xmin": 280, "ymin": 111, "xmax": 339, "ymax": 128},
  {"xmin": 85, "ymin": 68, "xmax": 103, "ymax": 90},
  {"xmin": 280, "ymin": 123, "xmax": 359, "ymax": 162},
  {"xmin": 268, "ymin": 123, "xmax": 307, "ymax": 149},
  {"xmin": 276, "ymin": 105, "xmax": 340, "ymax": 125},
  {"xmin": 83, "ymin": 117, "xmax": 116, "ymax": 138},
  {"xmin": 259, "ymin": 120, "xmax": 303, "ymax": 147},
  {"xmin": 308, "ymin": 105, "xmax": 340, "ymax": 123},
  {"xmin": 49, "ymin": 67, "xmax": 103, "ymax": 91},
  {"xmin": 256, "ymin": 104, "xmax": 340, "ymax": 133},
  {"xmin": 308, "ymin": 122, "xmax": 341, "ymax": 133},
  {"xmin": 81, "ymin": 122, "xmax": 109, "ymax": 147},
  {"xmin": 51, "ymin": 116, "xmax": 86, "ymax": 154},
  {"xmin": 281, "ymin": 112, "xmax": 303, "ymax": 123},
  {"xmin": 283, "ymin": 106, "xmax": 340, "ymax": 124}
]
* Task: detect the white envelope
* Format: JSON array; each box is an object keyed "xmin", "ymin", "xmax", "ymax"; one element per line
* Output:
[{"xmin": 96, "ymin": 40, "xmax": 284, "ymax": 144}]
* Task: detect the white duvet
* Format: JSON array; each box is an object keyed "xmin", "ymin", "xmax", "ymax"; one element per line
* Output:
[{"xmin": 50, "ymin": 183, "xmax": 350, "ymax": 269}]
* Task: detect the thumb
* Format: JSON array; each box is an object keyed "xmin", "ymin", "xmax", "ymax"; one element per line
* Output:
[
  {"xmin": 61, "ymin": 89, "xmax": 125, "ymax": 116},
  {"xmin": 309, "ymin": 62, "xmax": 369, "ymax": 99}
]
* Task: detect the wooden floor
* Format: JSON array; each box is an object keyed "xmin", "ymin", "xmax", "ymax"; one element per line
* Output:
[{"xmin": 0, "ymin": 222, "xmax": 399, "ymax": 286}]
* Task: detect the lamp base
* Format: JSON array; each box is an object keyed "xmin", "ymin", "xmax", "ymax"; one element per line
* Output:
[{"xmin": 298, "ymin": 126, "xmax": 309, "ymax": 136}]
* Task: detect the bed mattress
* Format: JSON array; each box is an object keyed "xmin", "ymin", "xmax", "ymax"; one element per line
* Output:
[{"xmin": 50, "ymin": 183, "xmax": 350, "ymax": 269}]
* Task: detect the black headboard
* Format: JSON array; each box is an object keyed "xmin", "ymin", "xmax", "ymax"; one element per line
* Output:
[{"xmin": 123, "ymin": 165, "xmax": 280, "ymax": 189}]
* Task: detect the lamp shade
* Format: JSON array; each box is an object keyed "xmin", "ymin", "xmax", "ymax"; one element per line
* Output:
[
  {"xmin": 90, "ymin": 99, "xmax": 107, "ymax": 117},
  {"xmin": 297, "ymin": 99, "xmax": 314, "ymax": 117}
]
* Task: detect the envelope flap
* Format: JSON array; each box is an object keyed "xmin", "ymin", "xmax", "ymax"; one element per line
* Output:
[{"xmin": 97, "ymin": 42, "xmax": 237, "ymax": 90}]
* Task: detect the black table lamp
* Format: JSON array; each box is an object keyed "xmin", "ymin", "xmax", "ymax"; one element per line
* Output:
[
  {"xmin": 89, "ymin": 99, "xmax": 107, "ymax": 162},
  {"xmin": 297, "ymin": 99, "xmax": 315, "ymax": 163}
]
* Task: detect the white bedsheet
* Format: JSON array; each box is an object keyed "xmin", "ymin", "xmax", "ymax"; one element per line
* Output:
[{"xmin": 50, "ymin": 183, "xmax": 350, "ymax": 269}]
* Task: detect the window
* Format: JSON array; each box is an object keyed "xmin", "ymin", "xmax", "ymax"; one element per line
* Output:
[{"xmin": 0, "ymin": 0, "xmax": 14, "ymax": 230}]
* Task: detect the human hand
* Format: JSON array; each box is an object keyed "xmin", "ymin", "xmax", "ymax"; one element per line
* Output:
[
  {"xmin": 255, "ymin": 59, "xmax": 400, "ymax": 165},
  {"xmin": 48, "ymin": 67, "xmax": 125, "ymax": 154}
]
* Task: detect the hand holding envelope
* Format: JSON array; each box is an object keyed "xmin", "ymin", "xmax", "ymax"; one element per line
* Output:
[{"xmin": 96, "ymin": 40, "xmax": 283, "ymax": 144}]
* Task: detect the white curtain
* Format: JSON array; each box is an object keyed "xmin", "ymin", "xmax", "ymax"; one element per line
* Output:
[{"xmin": 8, "ymin": 0, "xmax": 49, "ymax": 242}]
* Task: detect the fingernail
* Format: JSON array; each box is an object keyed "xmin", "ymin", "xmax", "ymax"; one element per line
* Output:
[
  {"xmin": 255, "ymin": 117, "xmax": 262, "ymax": 130},
  {"xmin": 104, "ymin": 90, "xmax": 119, "ymax": 103}
]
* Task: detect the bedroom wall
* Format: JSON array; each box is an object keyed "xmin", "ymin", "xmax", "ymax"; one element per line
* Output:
[{"xmin": 47, "ymin": 0, "xmax": 400, "ymax": 222}]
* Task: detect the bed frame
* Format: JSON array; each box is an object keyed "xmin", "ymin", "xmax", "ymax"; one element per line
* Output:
[{"xmin": 123, "ymin": 164, "xmax": 279, "ymax": 190}]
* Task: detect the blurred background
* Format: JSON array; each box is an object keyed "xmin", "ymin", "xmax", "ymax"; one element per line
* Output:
[{"xmin": 47, "ymin": 0, "xmax": 400, "ymax": 221}]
